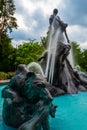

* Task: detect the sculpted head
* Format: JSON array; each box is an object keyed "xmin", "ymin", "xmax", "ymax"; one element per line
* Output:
[
  {"xmin": 53, "ymin": 8, "xmax": 58, "ymax": 15},
  {"xmin": 16, "ymin": 64, "xmax": 29, "ymax": 75}
]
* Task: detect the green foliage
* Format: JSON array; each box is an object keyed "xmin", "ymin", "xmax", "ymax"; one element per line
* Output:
[
  {"xmin": 0, "ymin": 0, "xmax": 18, "ymax": 71},
  {"xmin": 81, "ymin": 49, "xmax": 87, "ymax": 72},
  {"xmin": 71, "ymin": 42, "xmax": 87, "ymax": 73},
  {"xmin": 15, "ymin": 42, "xmax": 45, "ymax": 66},
  {"xmin": 0, "ymin": 71, "xmax": 15, "ymax": 80},
  {"xmin": 40, "ymin": 36, "xmax": 48, "ymax": 49},
  {"xmin": 0, "ymin": 72, "xmax": 8, "ymax": 79},
  {"xmin": 7, "ymin": 72, "xmax": 15, "ymax": 78},
  {"xmin": 0, "ymin": 34, "xmax": 17, "ymax": 72},
  {"xmin": 71, "ymin": 42, "xmax": 82, "ymax": 65},
  {"xmin": 0, "ymin": 0, "xmax": 18, "ymax": 40},
  {"xmin": 0, "ymin": 36, "xmax": 45, "ymax": 72}
]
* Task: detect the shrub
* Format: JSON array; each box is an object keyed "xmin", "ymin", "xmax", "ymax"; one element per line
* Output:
[
  {"xmin": 7, "ymin": 72, "xmax": 15, "ymax": 79},
  {"xmin": 0, "ymin": 72, "xmax": 8, "ymax": 80},
  {"xmin": 0, "ymin": 72, "xmax": 15, "ymax": 80}
]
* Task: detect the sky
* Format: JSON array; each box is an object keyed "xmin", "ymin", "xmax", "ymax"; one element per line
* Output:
[{"xmin": 10, "ymin": 0, "xmax": 87, "ymax": 49}]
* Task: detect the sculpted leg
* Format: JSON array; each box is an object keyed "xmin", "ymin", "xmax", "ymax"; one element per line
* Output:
[
  {"xmin": 18, "ymin": 103, "xmax": 50, "ymax": 130},
  {"xmin": 41, "ymin": 114, "xmax": 50, "ymax": 130}
]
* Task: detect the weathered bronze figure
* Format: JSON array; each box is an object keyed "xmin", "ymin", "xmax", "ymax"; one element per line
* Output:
[
  {"xmin": 39, "ymin": 9, "xmax": 87, "ymax": 95},
  {"xmin": 2, "ymin": 64, "xmax": 57, "ymax": 130}
]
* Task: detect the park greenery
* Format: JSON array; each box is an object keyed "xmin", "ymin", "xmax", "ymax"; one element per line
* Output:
[{"xmin": 0, "ymin": 0, "xmax": 87, "ymax": 79}]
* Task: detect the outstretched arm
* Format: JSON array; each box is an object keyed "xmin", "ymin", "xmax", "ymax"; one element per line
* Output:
[{"xmin": 64, "ymin": 30, "xmax": 70, "ymax": 43}]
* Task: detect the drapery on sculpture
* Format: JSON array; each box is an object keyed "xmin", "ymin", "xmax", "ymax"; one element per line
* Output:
[
  {"xmin": 2, "ymin": 64, "xmax": 57, "ymax": 130},
  {"xmin": 39, "ymin": 8, "xmax": 87, "ymax": 95}
]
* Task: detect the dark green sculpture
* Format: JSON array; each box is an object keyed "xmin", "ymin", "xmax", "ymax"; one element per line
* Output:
[{"xmin": 2, "ymin": 64, "xmax": 57, "ymax": 130}]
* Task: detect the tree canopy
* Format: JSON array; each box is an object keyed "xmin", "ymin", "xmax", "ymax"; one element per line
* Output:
[
  {"xmin": 0, "ymin": 0, "xmax": 18, "ymax": 41},
  {"xmin": 15, "ymin": 42, "xmax": 45, "ymax": 67},
  {"xmin": 0, "ymin": 0, "xmax": 18, "ymax": 72},
  {"xmin": 0, "ymin": 1, "xmax": 87, "ymax": 74},
  {"xmin": 71, "ymin": 42, "xmax": 87, "ymax": 73},
  {"xmin": 0, "ymin": 34, "xmax": 16, "ymax": 71}
]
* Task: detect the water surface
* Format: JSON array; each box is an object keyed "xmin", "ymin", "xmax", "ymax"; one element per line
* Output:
[
  {"xmin": 50, "ymin": 92, "xmax": 87, "ymax": 130},
  {"xmin": 0, "ymin": 85, "xmax": 87, "ymax": 130}
]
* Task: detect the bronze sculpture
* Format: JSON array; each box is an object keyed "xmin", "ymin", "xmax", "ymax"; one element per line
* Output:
[
  {"xmin": 2, "ymin": 8, "xmax": 87, "ymax": 130},
  {"xmin": 2, "ymin": 64, "xmax": 57, "ymax": 130},
  {"xmin": 39, "ymin": 9, "xmax": 87, "ymax": 95}
]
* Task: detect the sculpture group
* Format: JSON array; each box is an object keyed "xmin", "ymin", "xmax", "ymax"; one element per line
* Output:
[
  {"xmin": 39, "ymin": 8, "xmax": 87, "ymax": 95},
  {"xmin": 2, "ymin": 9, "xmax": 87, "ymax": 130},
  {"xmin": 2, "ymin": 64, "xmax": 57, "ymax": 130}
]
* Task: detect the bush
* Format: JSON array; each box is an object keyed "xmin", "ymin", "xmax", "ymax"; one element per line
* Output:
[
  {"xmin": 0, "ymin": 72, "xmax": 15, "ymax": 80},
  {"xmin": 0, "ymin": 72, "xmax": 8, "ymax": 80},
  {"xmin": 7, "ymin": 72, "xmax": 15, "ymax": 79}
]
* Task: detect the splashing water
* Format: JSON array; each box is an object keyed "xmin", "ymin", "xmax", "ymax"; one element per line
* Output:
[
  {"xmin": 45, "ymin": 16, "xmax": 66, "ymax": 84},
  {"xmin": 27, "ymin": 62, "xmax": 45, "ymax": 77},
  {"xmin": 45, "ymin": 29, "xmax": 59, "ymax": 83},
  {"xmin": 45, "ymin": 16, "xmax": 74, "ymax": 84}
]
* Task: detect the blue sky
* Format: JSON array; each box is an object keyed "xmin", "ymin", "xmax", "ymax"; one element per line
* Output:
[{"xmin": 10, "ymin": 0, "xmax": 87, "ymax": 49}]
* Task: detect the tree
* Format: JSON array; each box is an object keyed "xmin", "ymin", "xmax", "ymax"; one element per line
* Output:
[
  {"xmin": 0, "ymin": 0, "xmax": 18, "ymax": 41},
  {"xmin": 71, "ymin": 42, "xmax": 87, "ymax": 72},
  {"xmin": 0, "ymin": 0, "xmax": 17, "ymax": 71},
  {"xmin": 71, "ymin": 42, "xmax": 82, "ymax": 65},
  {"xmin": 15, "ymin": 42, "xmax": 45, "ymax": 66},
  {"xmin": 0, "ymin": 34, "xmax": 17, "ymax": 72},
  {"xmin": 40, "ymin": 36, "xmax": 48, "ymax": 49},
  {"xmin": 81, "ymin": 49, "xmax": 87, "ymax": 72}
]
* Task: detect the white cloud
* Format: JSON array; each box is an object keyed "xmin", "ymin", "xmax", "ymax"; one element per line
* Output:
[
  {"xmin": 13, "ymin": 0, "xmax": 66, "ymax": 41},
  {"xmin": 14, "ymin": 14, "xmax": 28, "ymax": 31},
  {"xmin": 67, "ymin": 25, "xmax": 87, "ymax": 43},
  {"xmin": 79, "ymin": 41, "xmax": 87, "ymax": 49},
  {"xmin": 11, "ymin": 0, "xmax": 87, "ymax": 49},
  {"xmin": 16, "ymin": 0, "xmax": 64, "ymax": 15},
  {"xmin": 21, "ymin": 0, "xmax": 36, "ymax": 14}
]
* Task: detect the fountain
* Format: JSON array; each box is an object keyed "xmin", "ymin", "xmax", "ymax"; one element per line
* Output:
[
  {"xmin": 39, "ymin": 9, "xmax": 87, "ymax": 95},
  {"xmin": 27, "ymin": 62, "xmax": 45, "ymax": 77},
  {"xmin": 1, "ymin": 8, "xmax": 87, "ymax": 130}
]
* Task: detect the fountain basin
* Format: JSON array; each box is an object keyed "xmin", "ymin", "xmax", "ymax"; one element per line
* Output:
[{"xmin": 0, "ymin": 84, "xmax": 87, "ymax": 130}]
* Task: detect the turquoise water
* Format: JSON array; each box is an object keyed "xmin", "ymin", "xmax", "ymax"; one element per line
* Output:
[
  {"xmin": 0, "ymin": 85, "xmax": 87, "ymax": 130},
  {"xmin": 50, "ymin": 93, "xmax": 87, "ymax": 130}
]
